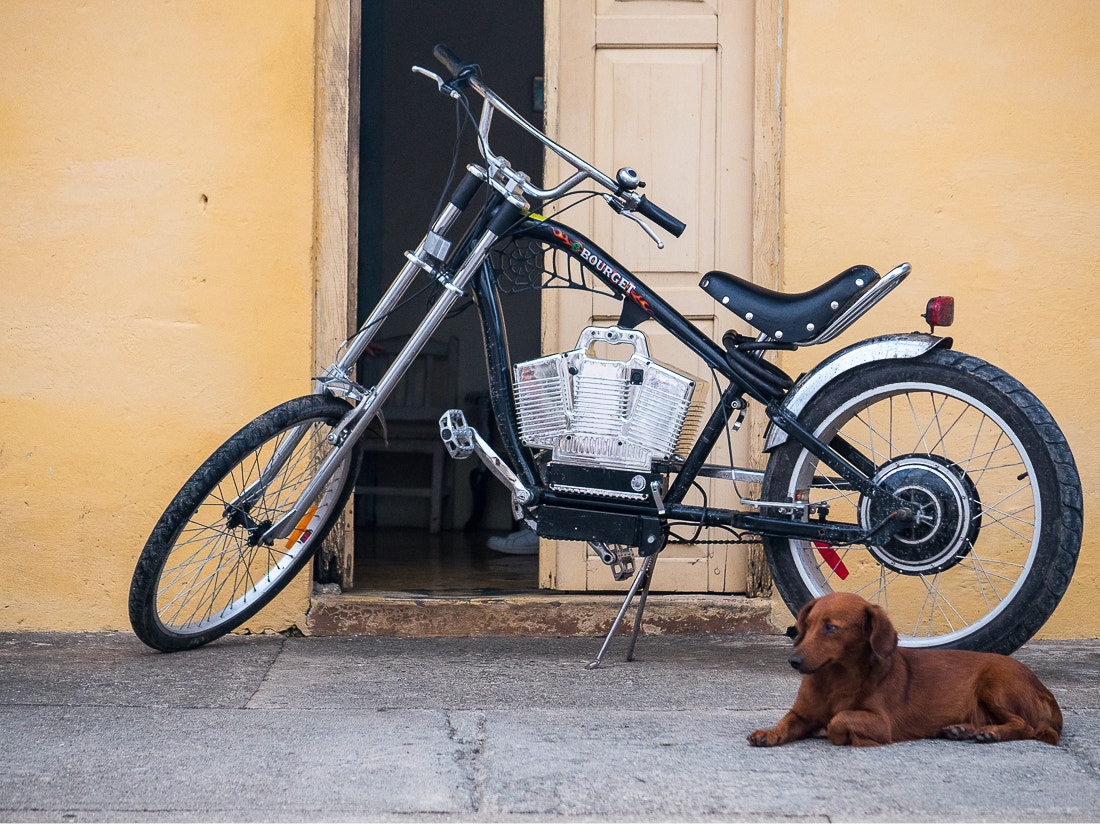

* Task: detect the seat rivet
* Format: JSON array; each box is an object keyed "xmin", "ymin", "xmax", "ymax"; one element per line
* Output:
[
  {"xmin": 831, "ymin": 301, "xmax": 839, "ymax": 310},
  {"xmin": 722, "ymin": 296, "xmax": 729, "ymax": 304},
  {"xmin": 856, "ymin": 279, "xmax": 865, "ymax": 287},
  {"xmin": 775, "ymin": 330, "xmax": 784, "ymax": 339},
  {"xmin": 806, "ymin": 323, "xmax": 815, "ymax": 332},
  {"xmin": 745, "ymin": 312, "xmax": 753, "ymax": 321}
]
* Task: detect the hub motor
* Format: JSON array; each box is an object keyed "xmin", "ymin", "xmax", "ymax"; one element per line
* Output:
[{"xmin": 859, "ymin": 454, "xmax": 982, "ymax": 575}]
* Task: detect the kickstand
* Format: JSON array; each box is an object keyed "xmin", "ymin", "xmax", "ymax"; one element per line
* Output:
[
  {"xmin": 625, "ymin": 556, "xmax": 656, "ymax": 662},
  {"xmin": 585, "ymin": 554, "xmax": 658, "ymax": 670}
]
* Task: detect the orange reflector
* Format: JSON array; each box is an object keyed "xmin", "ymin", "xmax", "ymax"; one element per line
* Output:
[
  {"xmin": 286, "ymin": 505, "xmax": 318, "ymax": 549},
  {"xmin": 923, "ymin": 296, "xmax": 954, "ymax": 330}
]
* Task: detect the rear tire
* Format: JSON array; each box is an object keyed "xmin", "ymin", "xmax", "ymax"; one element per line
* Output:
[
  {"xmin": 129, "ymin": 394, "xmax": 361, "ymax": 651},
  {"xmin": 761, "ymin": 348, "xmax": 1081, "ymax": 653}
]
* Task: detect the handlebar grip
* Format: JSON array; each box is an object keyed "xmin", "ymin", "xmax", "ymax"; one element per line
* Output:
[
  {"xmin": 433, "ymin": 44, "xmax": 479, "ymax": 84},
  {"xmin": 636, "ymin": 195, "xmax": 686, "ymax": 238}
]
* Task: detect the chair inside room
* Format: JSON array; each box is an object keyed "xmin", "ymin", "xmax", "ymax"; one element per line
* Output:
[{"xmin": 354, "ymin": 335, "xmax": 459, "ymax": 533}]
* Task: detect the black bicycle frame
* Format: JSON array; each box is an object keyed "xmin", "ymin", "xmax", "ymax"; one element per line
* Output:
[{"xmin": 456, "ymin": 209, "xmax": 881, "ymax": 548}]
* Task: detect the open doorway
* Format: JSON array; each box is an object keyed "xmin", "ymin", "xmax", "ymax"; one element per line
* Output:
[{"xmin": 352, "ymin": 2, "xmax": 544, "ymax": 594}]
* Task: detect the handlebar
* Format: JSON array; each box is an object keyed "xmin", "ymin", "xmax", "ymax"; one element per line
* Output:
[
  {"xmin": 432, "ymin": 44, "xmax": 480, "ymax": 84},
  {"xmin": 636, "ymin": 195, "xmax": 686, "ymax": 238},
  {"xmin": 430, "ymin": 44, "xmax": 686, "ymax": 240}
]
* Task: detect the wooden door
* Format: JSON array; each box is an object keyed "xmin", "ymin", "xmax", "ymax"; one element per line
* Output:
[{"xmin": 541, "ymin": 0, "xmax": 778, "ymax": 593}]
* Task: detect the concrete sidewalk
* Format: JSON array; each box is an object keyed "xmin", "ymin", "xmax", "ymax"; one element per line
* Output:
[{"xmin": 1, "ymin": 630, "xmax": 1098, "ymax": 822}]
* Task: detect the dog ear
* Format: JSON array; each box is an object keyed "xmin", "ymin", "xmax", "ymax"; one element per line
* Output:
[
  {"xmin": 865, "ymin": 603, "xmax": 898, "ymax": 659},
  {"xmin": 793, "ymin": 598, "xmax": 816, "ymax": 644}
]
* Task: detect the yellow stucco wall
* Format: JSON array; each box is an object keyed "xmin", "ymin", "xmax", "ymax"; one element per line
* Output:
[
  {"xmin": 0, "ymin": 1, "xmax": 317, "ymax": 630},
  {"xmin": 779, "ymin": 2, "xmax": 1099, "ymax": 636},
  {"xmin": 2, "ymin": 1, "xmax": 1096, "ymax": 641}
]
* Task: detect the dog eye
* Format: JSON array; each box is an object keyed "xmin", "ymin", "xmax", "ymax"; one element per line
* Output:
[{"xmin": 823, "ymin": 622, "xmax": 838, "ymax": 634}]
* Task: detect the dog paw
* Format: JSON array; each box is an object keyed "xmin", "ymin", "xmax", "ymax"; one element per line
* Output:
[
  {"xmin": 747, "ymin": 729, "xmax": 782, "ymax": 747},
  {"xmin": 973, "ymin": 730, "xmax": 998, "ymax": 744},
  {"xmin": 941, "ymin": 725, "xmax": 976, "ymax": 741}
]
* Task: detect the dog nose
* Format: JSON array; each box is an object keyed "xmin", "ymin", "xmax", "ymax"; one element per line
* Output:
[{"xmin": 788, "ymin": 653, "xmax": 803, "ymax": 670}]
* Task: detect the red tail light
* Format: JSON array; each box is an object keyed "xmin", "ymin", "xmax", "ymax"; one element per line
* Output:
[{"xmin": 923, "ymin": 296, "xmax": 954, "ymax": 330}]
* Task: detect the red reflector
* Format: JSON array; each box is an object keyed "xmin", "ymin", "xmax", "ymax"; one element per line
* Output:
[
  {"xmin": 923, "ymin": 296, "xmax": 955, "ymax": 329},
  {"xmin": 813, "ymin": 541, "xmax": 849, "ymax": 580}
]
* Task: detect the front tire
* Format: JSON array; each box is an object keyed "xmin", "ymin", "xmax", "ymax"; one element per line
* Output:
[
  {"xmin": 129, "ymin": 394, "xmax": 361, "ymax": 651},
  {"xmin": 761, "ymin": 348, "xmax": 1081, "ymax": 653}
]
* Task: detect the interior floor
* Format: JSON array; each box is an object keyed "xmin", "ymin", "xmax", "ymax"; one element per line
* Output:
[{"xmin": 349, "ymin": 527, "xmax": 540, "ymax": 595}]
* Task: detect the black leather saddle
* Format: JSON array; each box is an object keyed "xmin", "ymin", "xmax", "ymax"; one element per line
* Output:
[{"xmin": 700, "ymin": 265, "xmax": 880, "ymax": 344}]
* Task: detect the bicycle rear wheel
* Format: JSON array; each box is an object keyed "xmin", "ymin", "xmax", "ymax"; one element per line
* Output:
[
  {"xmin": 129, "ymin": 394, "xmax": 361, "ymax": 651},
  {"xmin": 761, "ymin": 348, "xmax": 1081, "ymax": 654}
]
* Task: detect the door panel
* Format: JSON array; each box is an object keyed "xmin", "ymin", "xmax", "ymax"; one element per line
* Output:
[
  {"xmin": 593, "ymin": 48, "xmax": 716, "ymax": 274},
  {"xmin": 542, "ymin": 0, "xmax": 762, "ymax": 593}
]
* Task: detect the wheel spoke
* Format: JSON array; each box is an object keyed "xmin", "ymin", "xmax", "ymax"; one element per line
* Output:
[
  {"xmin": 978, "ymin": 501, "xmax": 1036, "ymax": 541},
  {"xmin": 961, "ymin": 551, "xmax": 1005, "ymax": 606},
  {"xmin": 851, "ymin": 564, "xmax": 900, "ymax": 606},
  {"xmin": 915, "ymin": 572, "xmax": 969, "ymax": 636},
  {"xmin": 158, "ymin": 546, "xmax": 217, "ymax": 620},
  {"xmin": 925, "ymin": 397, "xmax": 975, "ymax": 457}
]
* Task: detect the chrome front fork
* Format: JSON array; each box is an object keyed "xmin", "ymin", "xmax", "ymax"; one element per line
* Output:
[
  {"xmin": 249, "ymin": 220, "xmax": 503, "ymax": 544},
  {"xmin": 228, "ymin": 203, "xmax": 470, "ymax": 515},
  {"xmin": 334, "ymin": 200, "xmax": 465, "ymax": 374}
]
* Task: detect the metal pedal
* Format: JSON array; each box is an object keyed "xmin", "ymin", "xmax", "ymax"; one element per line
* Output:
[
  {"xmin": 439, "ymin": 409, "xmax": 475, "ymax": 459},
  {"xmin": 589, "ymin": 541, "xmax": 636, "ymax": 581},
  {"xmin": 438, "ymin": 408, "xmax": 534, "ymax": 519}
]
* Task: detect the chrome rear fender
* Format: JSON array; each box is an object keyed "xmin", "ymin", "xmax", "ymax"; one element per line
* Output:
[{"xmin": 763, "ymin": 333, "xmax": 953, "ymax": 451}]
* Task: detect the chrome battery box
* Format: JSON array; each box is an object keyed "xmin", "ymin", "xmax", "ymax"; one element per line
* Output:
[{"xmin": 512, "ymin": 326, "xmax": 707, "ymax": 479}]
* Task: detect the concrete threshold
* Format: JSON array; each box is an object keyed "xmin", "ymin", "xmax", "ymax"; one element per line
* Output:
[{"xmin": 306, "ymin": 591, "xmax": 776, "ymax": 637}]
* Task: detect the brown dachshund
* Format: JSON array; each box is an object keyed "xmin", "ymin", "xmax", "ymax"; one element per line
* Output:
[{"xmin": 748, "ymin": 592, "xmax": 1062, "ymax": 747}]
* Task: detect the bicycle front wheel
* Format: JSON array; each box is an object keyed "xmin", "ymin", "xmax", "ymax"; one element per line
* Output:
[{"xmin": 129, "ymin": 394, "xmax": 360, "ymax": 651}]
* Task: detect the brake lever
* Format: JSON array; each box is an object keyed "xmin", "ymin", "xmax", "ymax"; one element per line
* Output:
[
  {"xmin": 602, "ymin": 194, "xmax": 664, "ymax": 249},
  {"xmin": 412, "ymin": 65, "xmax": 463, "ymax": 100}
]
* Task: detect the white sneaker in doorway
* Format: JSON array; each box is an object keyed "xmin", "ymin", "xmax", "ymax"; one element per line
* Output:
[{"xmin": 487, "ymin": 528, "xmax": 540, "ymax": 555}]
